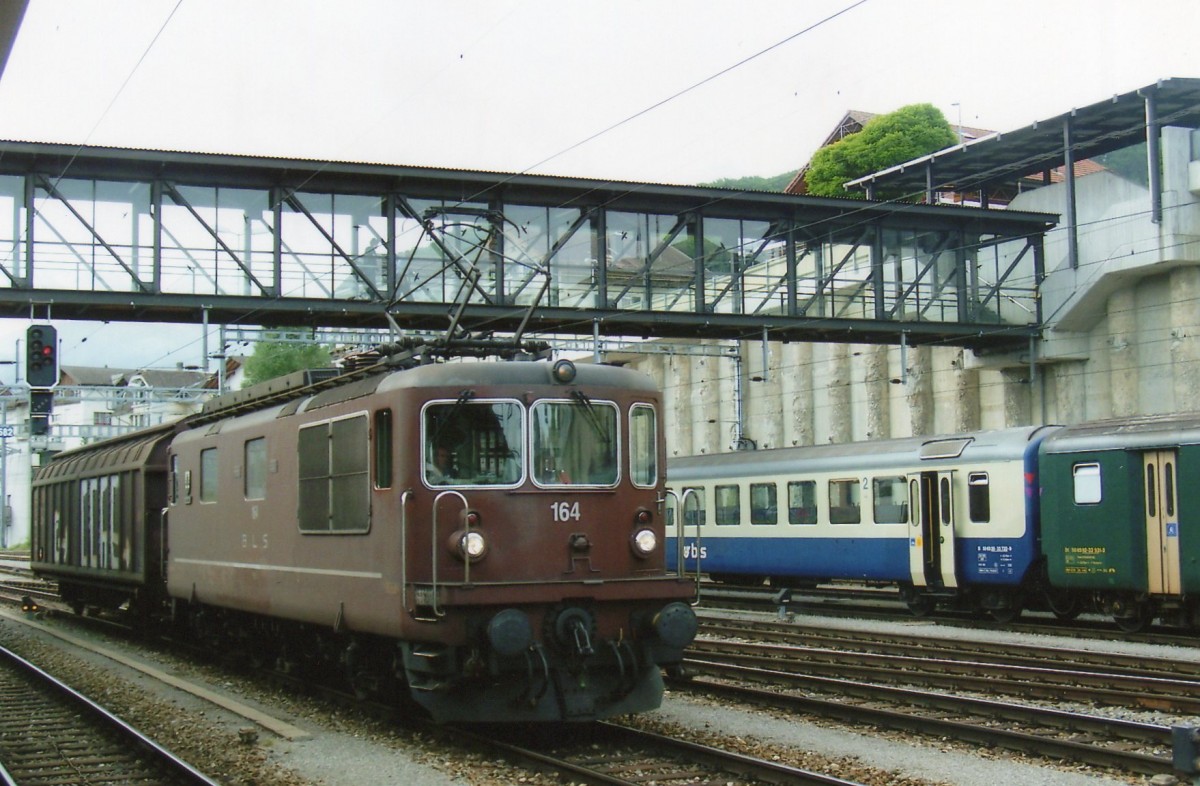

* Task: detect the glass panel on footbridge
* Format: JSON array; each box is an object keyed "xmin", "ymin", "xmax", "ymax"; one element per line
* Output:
[
  {"xmin": 32, "ymin": 178, "xmax": 153, "ymax": 292},
  {"xmin": 0, "ymin": 176, "xmax": 22, "ymax": 282},
  {"xmin": 503, "ymin": 204, "xmax": 589, "ymax": 309},
  {"xmin": 281, "ymin": 192, "xmax": 387, "ymax": 301},
  {"xmin": 700, "ymin": 218, "xmax": 785, "ymax": 316},
  {"xmin": 607, "ymin": 210, "xmax": 695, "ymax": 312},
  {"xmin": 160, "ymin": 184, "xmax": 273, "ymax": 297}
]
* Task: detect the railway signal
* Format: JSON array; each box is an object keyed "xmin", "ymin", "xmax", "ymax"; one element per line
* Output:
[
  {"xmin": 29, "ymin": 390, "xmax": 53, "ymax": 436},
  {"xmin": 26, "ymin": 324, "xmax": 58, "ymax": 388}
]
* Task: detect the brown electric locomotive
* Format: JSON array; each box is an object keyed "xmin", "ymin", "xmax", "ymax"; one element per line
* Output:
[{"xmin": 31, "ymin": 346, "xmax": 698, "ymax": 723}]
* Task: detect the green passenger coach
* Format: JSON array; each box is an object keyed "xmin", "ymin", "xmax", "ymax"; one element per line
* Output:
[{"xmin": 1039, "ymin": 412, "xmax": 1200, "ymax": 632}]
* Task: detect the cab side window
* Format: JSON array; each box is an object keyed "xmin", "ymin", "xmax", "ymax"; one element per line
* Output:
[{"xmin": 199, "ymin": 448, "xmax": 218, "ymax": 503}]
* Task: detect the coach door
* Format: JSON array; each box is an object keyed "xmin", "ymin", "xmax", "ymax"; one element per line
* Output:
[
  {"xmin": 908, "ymin": 471, "xmax": 958, "ymax": 589},
  {"xmin": 1143, "ymin": 451, "xmax": 1182, "ymax": 596}
]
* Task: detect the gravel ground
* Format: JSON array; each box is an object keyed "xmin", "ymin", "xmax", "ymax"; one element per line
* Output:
[{"xmin": 0, "ymin": 607, "xmax": 1188, "ymax": 786}]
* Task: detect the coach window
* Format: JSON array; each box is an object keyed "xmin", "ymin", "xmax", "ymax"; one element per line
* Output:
[
  {"xmin": 374, "ymin": 409, "xmax": 393, "ymax": 489},
  {"xmin": 244, "ymin": 438, "xmax": 266, "ymax": 500},
  {"xmin": 967, "ymin": 472, "xmax": 990, "ymax": 522},
  {"xmin": 200, "ymin": 448, "xmax": 218, "ymax": 503},
  {"xmin": 715, "ymin": 484, "xmax": 741, "ymax": 526},
  {"xmin": 682, "ymin": 487, "xmax": 706, "ymax": 528},
  {"xmin": 787, "ymin": 480, "xmax": 817, "ymax": 525},
  {"xmin": 1072, "ymin": 463, "xmax": 1102, "ymax": 505},
  {"xmin": 750, "ymin": 483, "xmax": 777, "ymax": 525},
  {"xmin": 828, "ymin": 479, "xmax": 861, "ymax": 524},
  {"xmin": 629, "ymin": 404, "xmax": 657, "ymax": 488},
  {"xmin": 872, "ymin": 476, "xmax": 908, "ymax": 524}
]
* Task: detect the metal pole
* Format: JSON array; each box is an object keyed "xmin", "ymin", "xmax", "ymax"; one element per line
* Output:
[
  {"xmin": 760, "ymin": 326, "xmax": 769, "ymax": 384},
  {"xmin": 1063, "ymin": 115, "xmax": 1079, "ymax": 269},
  {"xmin": 202, "ymin": 307, "xmax": 210, "ymax": 374},
  {"xmin": 1141, "ymin": 87, "xmax": 1162, "ymax": 225}
]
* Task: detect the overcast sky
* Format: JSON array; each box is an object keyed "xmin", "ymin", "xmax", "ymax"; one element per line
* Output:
[{"xmin": 0, "ymin": 0, "xmax": 1195, "ymax": 372}]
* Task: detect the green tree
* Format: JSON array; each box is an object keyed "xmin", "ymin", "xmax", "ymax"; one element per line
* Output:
[
  {"xmin": 242, "ymin": 333, "xmax": 332, "ymax": 386},
  {"xmin": 701, "ymin": 170, "xmax": 799, "ymax": 192},
  {"xmin": 805, "ymin": 104, "xmax": 959, "ymax": 200}
]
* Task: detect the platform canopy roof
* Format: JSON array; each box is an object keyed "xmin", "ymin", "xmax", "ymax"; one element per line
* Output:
[{"xmin": 846, "ymin": 77, "xmax": 1200, "ymax": 197}]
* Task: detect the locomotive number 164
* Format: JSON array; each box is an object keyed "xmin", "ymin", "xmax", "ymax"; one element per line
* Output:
[{"xmin": 551, "ymin": 501, "xmax": 581, "ymax": 522}]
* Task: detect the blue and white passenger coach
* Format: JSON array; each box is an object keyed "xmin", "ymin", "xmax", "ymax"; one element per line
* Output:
[{"xmin": 667, "ymin": 426, "xmax": 1060, "ymax": 620}]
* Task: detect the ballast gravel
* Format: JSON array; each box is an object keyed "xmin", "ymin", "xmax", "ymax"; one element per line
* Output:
[{"xmin": 0, "ymin": 607, "xmax": 1184, "ymax": 786}]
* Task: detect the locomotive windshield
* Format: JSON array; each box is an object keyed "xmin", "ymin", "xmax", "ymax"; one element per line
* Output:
[
  {"xmin": 424, "ymin": 399, "xmax": 523, "ymax": 486},
  {"xmin": 422, "ymin": 395, "xmax": 626, "ymax": 488},
  {"xmin": 531, "ymin": 397, "xmax": 619, "ymax": 486}
]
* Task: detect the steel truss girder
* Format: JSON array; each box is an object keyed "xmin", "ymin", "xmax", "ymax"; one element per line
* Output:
[{"xmin": 0, "ymin": 140, "xmax": 1055, "ymax": 352}]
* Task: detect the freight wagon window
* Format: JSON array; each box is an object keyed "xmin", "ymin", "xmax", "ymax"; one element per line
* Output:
[
  {"xmin": 750, "ymin": 483, "xmax": 777, "ymax": 525},
  {"xmin": 629, "ymin": 404, "xmax": 657, "ymax": 488},
  {"xmin": 967, "ymin": 473, "xmax": 990, "ymax": 522},
  {"xmin": 828, "ymin": 479, "xmax": 861, "ymax": 524},
  {"xmin": 871, "ymin": 476, "xmax": 908, "ymax": 524},
  {"xmin": 531, "ymin": 399, "xmax": 618, "ymax": 487},
  {"xmin": 200, "ymin": 448, "xmax": 218, "ymax": 503},
  {"xmin": 715, "ymin": 485, "xmax": 740, "ymax": 526},
  {"xmin": 1072, "ymin": 463, "xmax": 1102, "ymax": 505},
  {"xmin": 787, "ymin": 481, "xmax": 817, "ymax": 525},
  {"xmin": 424, "ymin": 400, "xmax": 523, "ymax": 487},
  {"xmin": 244, "ymin": 438, "xmax": 266, "ymax": 500}
]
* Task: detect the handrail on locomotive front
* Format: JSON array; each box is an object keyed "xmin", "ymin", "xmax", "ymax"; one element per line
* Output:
[
  {"xmin": 430, "ymin": 489, "xmax": 470, "ymax": 619},
  {"xmin": 663, "ymin": 488, "xmax": 702, "ymax": 606}
]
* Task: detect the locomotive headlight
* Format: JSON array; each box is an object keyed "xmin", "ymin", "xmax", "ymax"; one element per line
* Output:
[
  {"xmin": 462, "ymin": 531, "xmax": 487, "ymax": 560},
  {"xmin": 631, "ymin": 527, "xmax": 657, "ymax": 558},
  {"xmin": 447, "ymin": 529, "xmax": 488, "ymax": 562}
]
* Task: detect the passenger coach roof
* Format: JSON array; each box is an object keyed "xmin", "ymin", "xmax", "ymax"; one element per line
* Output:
[
  {"xmin": 668, "ymin": 426, "xmax": 1053, "ymax": 481},
  {"xmin": 1041, "ymin": 412, "xmax": 1200, "ymax": 453}
]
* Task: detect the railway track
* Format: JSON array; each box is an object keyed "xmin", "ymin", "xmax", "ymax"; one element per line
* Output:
[
  {"xmin": 703, "ymin": 584, "xmax": 1200, "ymax": 646},
  {"xmin": 696, "ymin": 617, "xmax": 1200, "ymax": 712},
  {"xmin": 0, "ymin": 643, "xmax": 222, "ymax": 786},
  {"xmin": 683, "ymin": 614, "xmax": 1195, "ymax": 777},
  {"xmin": 460, "ymin": 720, "xmax": 870, "ymax": 786}
]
